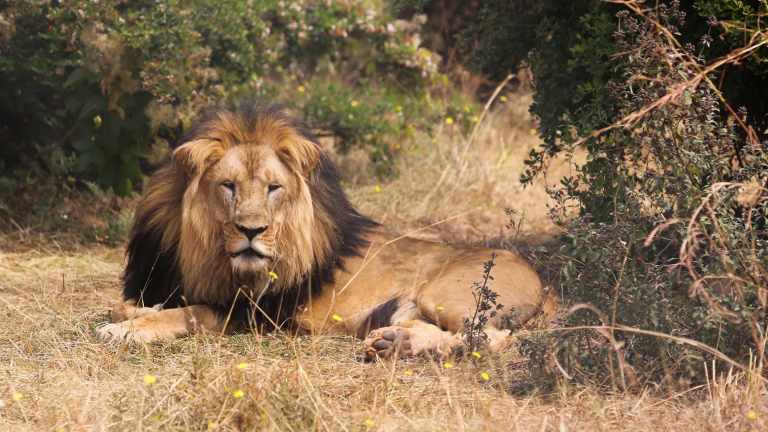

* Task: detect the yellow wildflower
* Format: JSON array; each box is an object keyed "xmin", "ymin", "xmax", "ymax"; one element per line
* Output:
[
  {"xmin": 297, "ymin": 85, "xmax": 306, "ymax": 94},
  {"xmin": 746, "ymin": 410, "xmax": 758, "ymax": 421},
  {"xmin": 11, "ymin": 392, "xmax": 23, "ymax": 402},
  {"xmin": 268, "ymin": 271, "xmax": 278, "ymax": 282},
  {"xmin": 463, "ymin": 105, "xmax": 471, "ymax": 113},
  {"xmin": 236, "ymin": 362, "xmax": 250, "ymax": 370},
  {"xmin": 480, "ymin": 371, "xmax": 490, "ymax": 381},
  {"xmin": 403, "ymin": 369, "xmax": 414, "ymax": 376},
  {"xmin": 364, "ymin": 418, "xmax": 375, "ymax": 429},
  {"xmin": 395, "ymin": 105, "xmax": 402, "ymax": 113},
  {"xmin": 232, "ymin": 389, "xmax": 245, "ymax": 399},
  {"xmin": 445, "ymin": 117, "xmax": 454, "ymax": 125},
  {"xmin": 143, "ymin": 375, "xmax": 157, "ymax": 385},
  {"xmin": 93, "ymin": 115, "xmax": 102, "ymax": 128},
  {"xmin": 499, "ymin": 95, "xmax": 508, "ymax": 103},
  {"xmin": 443, "ymin": 361, "xmax": 454, "ymax": 369},
  {"xmin": 470, "ymin": 115, "xmax": 479, "ymax": 123},
  {"xmin": 350, "ymin": 100, "xmax": 359, "ymax": 108},
  {"xmin": 374, "ymin": 185, "xmax": 382, "ymax": 193},
  {"xmin": 471, "ymin": 351, "xmax": 482, "ymax": 359},
  {"xmin": 332, "ymin": 313, "xmax": 344, "ymax": 322}
]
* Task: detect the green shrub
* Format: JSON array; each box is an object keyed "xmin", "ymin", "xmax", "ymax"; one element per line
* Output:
[
  {"xmin": 401, "ymin": 0, "xmax": 768, "ymax": 385},
  {"xmin": 540, "ymin": 2, "xmax": 767, "ymax": 385},
  {"xmin": 0, "ymin": 1, "xmax": 448, "ymax": 195}
]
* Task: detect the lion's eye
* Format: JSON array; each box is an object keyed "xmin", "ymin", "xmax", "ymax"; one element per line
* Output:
[
  {"xmin": 221, "ymin": 181, "xmax": 236, "ymax": 193},
  {"xmin": 268, "ymin": 184, "xmax": 282, "ymax": 193}
]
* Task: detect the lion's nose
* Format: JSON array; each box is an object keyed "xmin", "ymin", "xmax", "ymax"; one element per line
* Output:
[{"xmin": 236, "ymin": 224, "xmax": 268, "ymax": 240}]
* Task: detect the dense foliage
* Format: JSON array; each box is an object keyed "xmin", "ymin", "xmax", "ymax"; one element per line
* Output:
[
  {"xmin": 0, "ymin": 0, "xmax": 470, "ymax": 195},
  {"xmin": 536, "ymin": 1, "xmax": 766, "ymax": 385},
  {"xmin": 401, "ymin": 0, "xmax": 768, "ymax": 385}
]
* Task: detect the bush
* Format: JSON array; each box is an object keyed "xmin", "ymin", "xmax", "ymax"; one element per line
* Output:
[
  {"xmin": 401, "ymin": 0, "xmax": 768, "ymax": 385},
  {"xmin": 0, "ymin": 1, "xmax": 449, "ymax": 195},
  {"xmin": 541, "ymin": 2, "xmax": 767, "ymax": 386}
]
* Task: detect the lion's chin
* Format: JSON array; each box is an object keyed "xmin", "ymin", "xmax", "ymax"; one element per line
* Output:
[{"xmin": 230, "ymin": 255, "xmax": 269, "ymax": 274}]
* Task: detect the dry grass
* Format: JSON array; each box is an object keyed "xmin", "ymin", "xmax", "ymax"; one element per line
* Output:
[
  {"xmin": 340, "ymin": 89, "xmax": 581, "ymax": 245},
  {"xmin": 1, "ymin": 90, "xmax": 766, "ymax": 431}
]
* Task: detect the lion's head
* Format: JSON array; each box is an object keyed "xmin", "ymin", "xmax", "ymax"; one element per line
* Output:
[{"xmin": 124, "ymin": 105, "xmax": 376, "ymax": 312}]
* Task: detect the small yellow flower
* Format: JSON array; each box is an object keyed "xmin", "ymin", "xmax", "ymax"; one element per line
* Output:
[
  {"xmin": 364, "ymin": 418, "xmax": 375, "ymax": 428},
  {"xmin": 11, "ymin": 392, "xmax": 23, "ymax": 402},
  {"xmin": 207, "ymin": 421, "xmax": 218, "ymax": 430},
  {"xmin": 350, "ymin": 100, "xmax": 359, "ymax": 108},
  {"xmin": 374, "ymin": 185, "xmax": 382, "ymax": 193},
  {"xmin": 436, "ymin": 305, "xmax": 445, "ymax": 312},
  {"xmin": 445, "ymin": 117, "xmax": 454, "ymax": 125},
  {"xmin": 499, "ymin": 95, "xmax": 508, "ymax": 103},
  {"xmin": 480, "ymin": 371, "xmax": 490, "ymax": 381},
  {"xmin": 443, "ymin": 361, "xmax": 454, "ymax": 369},
  {"xmin": 297, "ymin": 85, "xmax": 306, "ymax": 94},
  {"xmin": 143, "ymin": 375, "xmax": 157, "ymax": 385},
  {"xmin": 93, "ymin": 115, "xmax": 102, "ymax": 128},
  {"xmin": 463, "ymin": 105, "xmax": 471, "ymax": 113},
  {"xmin": 470, "ymin": 115, "xmax": 479, "ymax": 123},
  {"xmin": 471, "ymin": 351, "xmax": 482, "ymax": 359},
  {"xmin": 746, "ymin": 410, "xmax": 758, "ymax": 421},
  {"xmin": 236, "ymin": 362, "xmax": 250, "ymax": 370},
  {"xmin": 331, "ymin": 313, "xmax": 344, "ymax": 322},
  {"xmin": 403, "ymin": 369, "xmax": 414, "ymax": 376},
  {"xmin": 395, "ymin": 105, "xmax": 402, "ymax": 113},
  {"xmin": 232, "ymin": 389, "xmax": 245, "ymax": 399},
  {"xmin": 268, "ymin": 271, "xmax": 278, "ymax": 282}
]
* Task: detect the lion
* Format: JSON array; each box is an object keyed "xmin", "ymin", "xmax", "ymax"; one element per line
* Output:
[{"xmin": 96, "ymin": 104, "xmax": 549, "ymax": 359}]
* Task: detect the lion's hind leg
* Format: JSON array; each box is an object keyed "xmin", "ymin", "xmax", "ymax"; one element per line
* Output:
[
  {"xmin": 364, "ymin": 319, "xmax": 463, "ymax": 360},
  {"xmin": 363, "ymin": 320, "xmax": 513, "ymax": 360}
]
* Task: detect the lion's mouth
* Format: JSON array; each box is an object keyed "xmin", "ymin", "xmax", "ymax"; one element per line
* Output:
[{"xmin": 230, "ymin": 247, "xmax": 271, "ymax": 260}]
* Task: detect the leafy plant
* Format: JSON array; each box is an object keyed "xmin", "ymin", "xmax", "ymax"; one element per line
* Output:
[
  {"xmin": 0, "ymin": 0, "xmax": 451, "ymax": 196},
  {"xmin": 462, "ymin": 253, "xmax": 503, "ymax": 353}
]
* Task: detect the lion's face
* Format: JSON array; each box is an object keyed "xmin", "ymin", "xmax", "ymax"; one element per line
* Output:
[
  {"xmin": 172, "ymin": 111, "xmax": 325, "ymax": 291},
  {"xmin": 204, "ymin": 145, "xmax": 294, "ymax": 273}
]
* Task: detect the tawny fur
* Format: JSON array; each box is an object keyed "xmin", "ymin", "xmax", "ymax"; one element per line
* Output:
[{"xmin": 96, "ymin": 105, "xmax": 549, "ymax": 358}]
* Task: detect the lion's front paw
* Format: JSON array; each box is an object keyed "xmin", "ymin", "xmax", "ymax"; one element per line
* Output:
[
  {"xmin": 95, "ymin": 320, "xmax": 175, "ymax": 344},
  {"xmin": 364, "ymin": 326, "xmax": 413, "ymax": 360},
  {"xmin": 111, "ymin": 301, "xmax": 162, "ymax": 323}
]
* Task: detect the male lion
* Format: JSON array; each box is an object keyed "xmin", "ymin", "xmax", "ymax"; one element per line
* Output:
[{"xmin": 97, "ymin": 104, "xmax": 547, "ymax": 359}]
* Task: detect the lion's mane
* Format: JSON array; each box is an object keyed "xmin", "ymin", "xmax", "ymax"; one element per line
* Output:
[{"xmin": 122, "ymin": 104, "xmax": 377, "ymax": 328}]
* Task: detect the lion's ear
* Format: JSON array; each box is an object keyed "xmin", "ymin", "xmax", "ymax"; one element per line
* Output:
[
  {"xmin": 274, "ymin": 137, "xmax": 321, "ymax": 177},
  {"xmin": 173, "ymin": 139, "xmax": 225, "ymax": 177}
]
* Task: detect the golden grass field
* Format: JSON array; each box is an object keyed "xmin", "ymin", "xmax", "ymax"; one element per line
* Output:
[{"xmin": 1, "ymin": 91, "xmax": 765, "ymax": 431}]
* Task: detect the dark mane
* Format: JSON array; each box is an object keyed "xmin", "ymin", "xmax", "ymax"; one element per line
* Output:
[{"xmin": 122, "ymin": 102, "xmax": 378, "ymax": 331}]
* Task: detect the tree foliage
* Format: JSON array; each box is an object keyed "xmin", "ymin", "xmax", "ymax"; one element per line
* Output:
[
  {"xmin": 401, "ymin": 0, "xmax": 768, "ymax": 384},
  {"xmin": 0, "ymin": 0, "xmax": 454, "ymax": 194}
]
